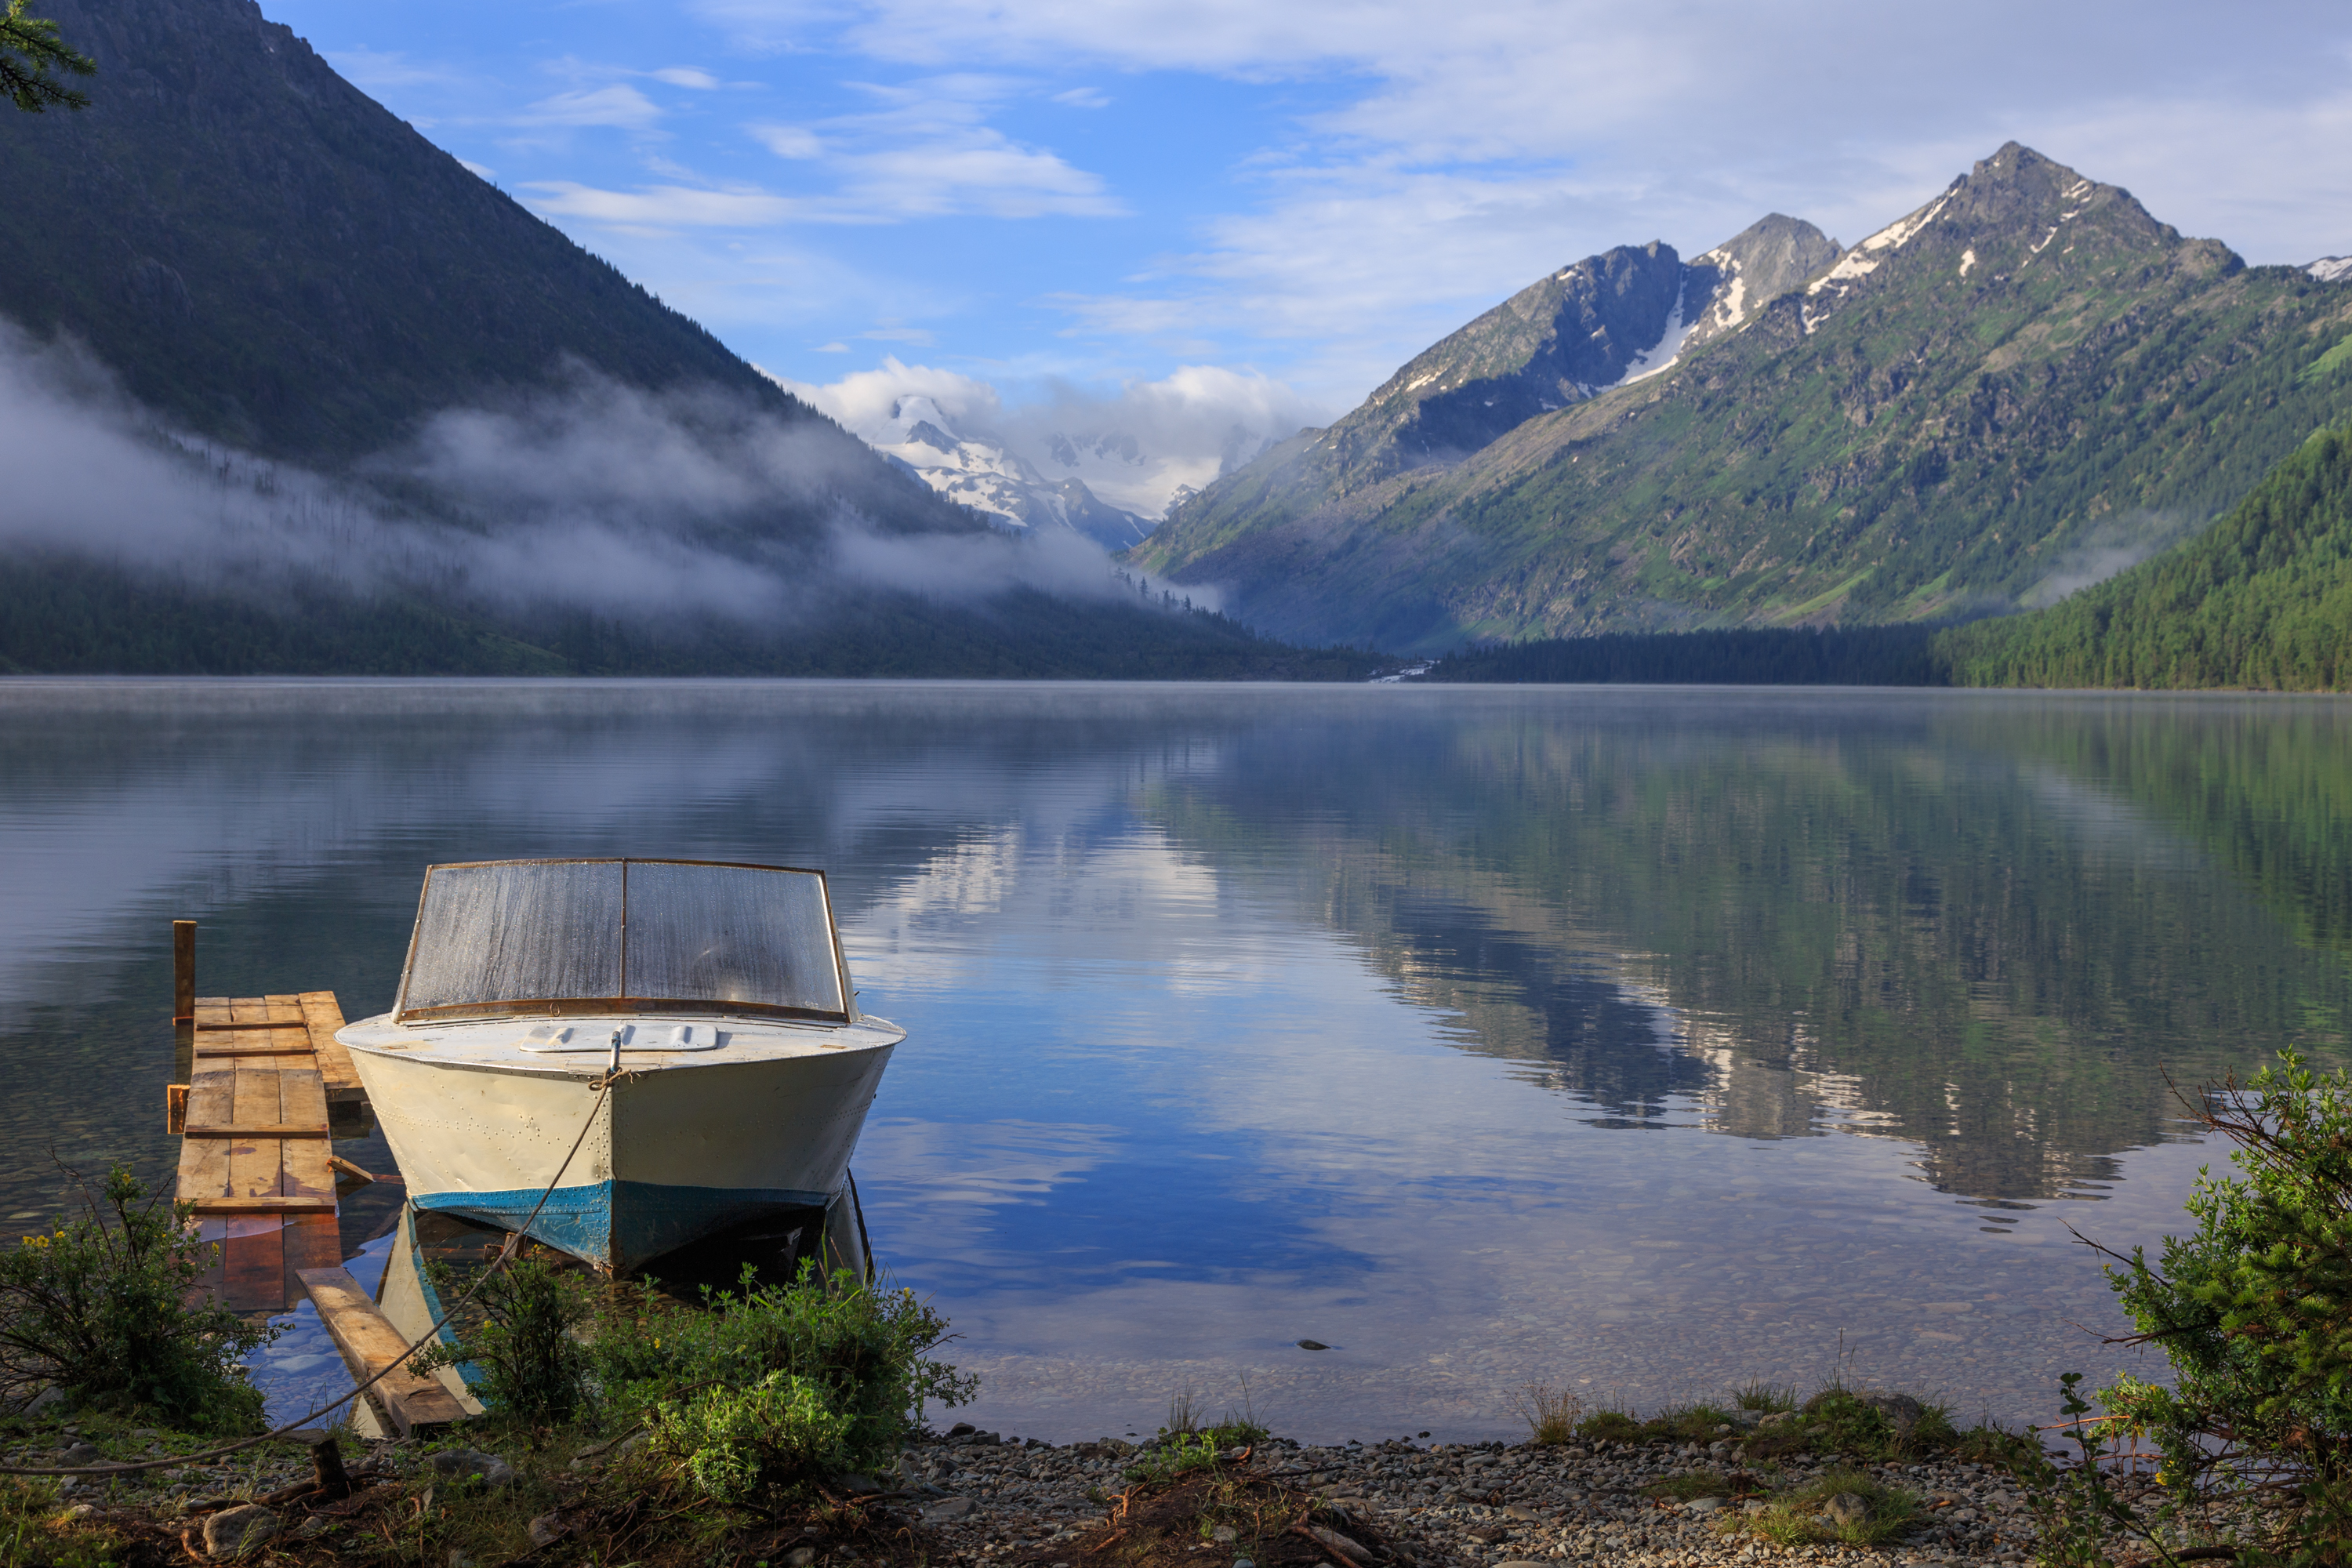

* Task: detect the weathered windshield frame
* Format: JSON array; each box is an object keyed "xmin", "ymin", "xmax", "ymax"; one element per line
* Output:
[{"xmin": 393, "ymin": 858, "xmax": 855, "ymax": 1025}]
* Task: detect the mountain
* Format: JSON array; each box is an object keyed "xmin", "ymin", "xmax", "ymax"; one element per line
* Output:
[
  {"xmin": 0, "ymin": 0, "xmax": 1375, "ymax": 677},
  {"xmin": 1134, "ymin": 144, "xmax": 2352, "ymax": 652},
  {"xmin": 866, "ymin": 396, "xmax": 1154, "ymax": 550},
  {"xmin": 0, "ymin": 0, "xmax": 824, "ymax": 463},
  {"xmin": 1938, "ymin": 419, "xmax": 2352, "ymax": 688}
]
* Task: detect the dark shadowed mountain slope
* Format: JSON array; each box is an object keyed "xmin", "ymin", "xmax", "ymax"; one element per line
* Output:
[
  {"xmin": 0, "ymin": 0, "xmax": 835, "ymax": 464},
  {"xmin": 1136, "ymin": 145, "xmax": 2352, "ymax": 652}
]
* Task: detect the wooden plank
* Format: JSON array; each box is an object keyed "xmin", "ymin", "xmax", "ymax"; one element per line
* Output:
[
  {"xmin": 230, "ymin": 996, "xmax": 270, "ymax": 1022},
  {"xmin": 176, "ymin": 1072, "xmax": 237, "ymax": 1205},
  {"xmin": 173, "ymin": 921, "xmax": 196, "ymax": 1022},
  {"xmin": 296, "ymin": 1267, "xmax": 469, "ymax": 1436},
  {"xmin": 299, "ymin": 993, "xmax": 364, "ymax": 1105},
  {"xmin": 184, "ymin": 1196, "xmax": 338, "ymax": 1214},
  {"xmin": 282, "ymin": 1136, "xmax": 336, "ymax": 1208},
  {"xmin": 192, "ymin": 1044, "xmax": 321, "ymax": 1058},
  {"xmin": 281, "ymin": 1069, "xmax": 328, "ymax": 1131},
  {"xmin": 195, "ymin": 1020, "xmax": 310, "ymax": 1033},
  {"xmin": 165, "ymin": 1084, "xmax": 190, "ymax": 1135},
  {"xmin": 183, "ymin": 1125, "xmax": 331, "ymax": 1138},
  {"xmin": 189, "ymin": 1217, "xmax": 227, "ymax": 1302},
  {"xmin": 227, "ymin": 1066, "xmax": 286, "ymax": 1203},
  {"xmin": 223, "ymin": 1218, "xmax": 285, "ymax": 1311},
  {"xmin": 281, "ymin": 1214, "xmax": 343, "ymax": 1305}
]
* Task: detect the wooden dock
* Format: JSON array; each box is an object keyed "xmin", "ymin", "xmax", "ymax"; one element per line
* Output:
[{"xmin": 168, "ymin": 923, "xmax": 370, "ymax": 1312}]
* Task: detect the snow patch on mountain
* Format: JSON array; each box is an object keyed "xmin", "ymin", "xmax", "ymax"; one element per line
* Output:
[
  {"xmin": 2311, "ymin": 256, "xmax": 2352, "ymax": 283},
  {"xmin": 867, "ymin": 395, "xmax": 1153, "ymax": 550},
  {"xmin": 1619, "ymin": 278, "xmax": 1697, "ymax": 384}
]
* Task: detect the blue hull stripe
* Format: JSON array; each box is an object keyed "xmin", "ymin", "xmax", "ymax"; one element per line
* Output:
[{"xmin": 413, "ymin": 1179, "xmax": 833, "ymax": 1269}]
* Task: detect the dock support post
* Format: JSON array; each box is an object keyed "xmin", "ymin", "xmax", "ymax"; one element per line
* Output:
[{"xmin": 172, "ymin": 920, "xmax": 197, "ymax": 1022}]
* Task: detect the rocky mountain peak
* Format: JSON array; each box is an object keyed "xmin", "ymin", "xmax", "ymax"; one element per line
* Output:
[{"xmin": 1681, "ymin": 213, "xmax": 1842, "ymax": 352}]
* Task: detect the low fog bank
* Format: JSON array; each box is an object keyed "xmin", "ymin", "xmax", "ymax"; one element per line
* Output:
[
  {"xmin": 779, "ymin": 358, "xmax": 1330, "ymax": 520},
  {"xmin": 0, "ymin": 321, "xmax": 1135, "ymax": 629}
]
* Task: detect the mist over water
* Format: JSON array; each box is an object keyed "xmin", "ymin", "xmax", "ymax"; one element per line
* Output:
[
  {"xmin": 2, "ymin": 681, "xmax": 2346, "ymax": 1440},
  {"xmin": 0, "ymin": 323, "xmax": 1130, "ymax": 622}
]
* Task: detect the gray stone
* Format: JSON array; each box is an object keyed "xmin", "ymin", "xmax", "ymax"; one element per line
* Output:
[
  {"xmin": 1685, "ymin": 1497, "xmax": 1726, "ymax": 1515},
  {"xmin": 1822, "ymin": 1492, "xmax": 1871, "ymax": 1526},
  {"xmin": 528, "ymin": 1512, "xmax": 568, "ymax": 1548},
  {"xmin": 784, "ymin": 1549, "xmax": 818, "ymax": 1568},
  {"xmin": 423, "ymin": 1450, "xmax": 516, "ymax": 1489},
  {"xmin": 25, "ymin": 1386, "xmax": 69, "ymax": 1417},
  {"xmin": 1296, "ymin": 1339, "xmax": 1330, "ymax": 1351},
  {"xmin": 1212, "ymin": 1525, "xmax": 1238, "ymax": 1543},
  {"xmin": 446, "ymin": 1552, "xmax": 472, "ymax": 1568},
  {"xmin": 59, "ymin": 1503, "xmax": 96, "ymax": 1523},
  {"xmin": 923, "ymin": 1497, "xmax": 974, "ymax": 1522},
  {"xmin": 59, "ymin": 1441, "xmax": 101, "ymax": 1467},
  {"xmin": 203, "ymin": 1504, "xmax": 280, "ymax": 1558}
]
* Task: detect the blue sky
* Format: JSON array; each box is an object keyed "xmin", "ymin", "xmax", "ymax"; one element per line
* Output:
[{"xmin": 269, "ymin": 0, "xmax": 2352, "ymax": 493}]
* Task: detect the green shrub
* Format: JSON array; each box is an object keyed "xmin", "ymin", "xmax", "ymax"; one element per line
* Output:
[
  {"xmin": 604, "ymin": 1262, "xmax": 975, "ymax": 1504},
  {"xmin": 412, "ymin": 1253, "xmax": 593, "ymax": 1428},
  {"xmin": 0, "ymin": 1165, "xmax": 269, "ymax": 1432},
  {"xmin": 2056, "ymin": 1050, "xmax": 2352, "ymax": 1566}
]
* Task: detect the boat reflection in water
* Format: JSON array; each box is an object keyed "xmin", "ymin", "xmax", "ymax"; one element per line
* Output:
[{"xmin": 339, "ymin": 858, "xmax": 899, "ymax": 1277}]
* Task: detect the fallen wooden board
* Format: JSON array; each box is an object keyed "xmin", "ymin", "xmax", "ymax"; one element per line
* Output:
[
  {"xmin": 296, "ymin": 1267, "xmax": 468, "ymax": 1436},
  {"xmin": 184, "ymin": 1196, "xmax": 337, "ymax": 1214}
]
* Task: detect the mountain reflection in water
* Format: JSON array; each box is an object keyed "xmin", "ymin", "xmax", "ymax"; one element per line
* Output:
[{"xmin": 0, "ymin": 682, "xmax": 2344, "ymax": 1441}]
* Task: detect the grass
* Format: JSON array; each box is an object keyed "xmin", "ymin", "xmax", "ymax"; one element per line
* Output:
[
  {"xmin": 1510, "ymin": 1383, "xmax": 1584, "ymax": 1446},
  {"xmin": 1570, "ymin": 1377, "xmax": 2033, "ymax": 1469},
  {"xmin": 1730, "ymin": 1467, "xmax": 1926, "ymax": 1549},
  {"xmin": 1640, "ymin": 1470, "xmax": 1768, "ymax": 1502}
]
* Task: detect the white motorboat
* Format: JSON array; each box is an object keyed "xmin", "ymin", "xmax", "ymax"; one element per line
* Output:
[{"xmin": 337, "ymin": 858, "xmax": 901, "ymax": 1275}]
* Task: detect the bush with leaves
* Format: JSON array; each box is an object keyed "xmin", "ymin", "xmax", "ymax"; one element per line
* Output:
[
  {"xmin": 0, "ymin": 1164, "xmax": 270, "ymax": 1431},
  {"xmin": 2063, "ymin": 1050, "xmax": 2352, "ymax": 1567},
  {"xmin": 412, "ymin": 1252, "xmax": 594, "ymax": 1428},
  {"xmin": 597, "ymin": 1262, "xmax": 975, "ymax": 1504}
]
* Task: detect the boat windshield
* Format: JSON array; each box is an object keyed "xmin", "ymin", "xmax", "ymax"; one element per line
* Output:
[{"xmin": 394, "ymin": 858, "xmax": 851, "ymax": 1024}]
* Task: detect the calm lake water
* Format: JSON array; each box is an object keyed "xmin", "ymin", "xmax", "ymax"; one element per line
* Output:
[{"xmin": 2, "ymin": 680, "xmax": 2347, "ymax": 1442}]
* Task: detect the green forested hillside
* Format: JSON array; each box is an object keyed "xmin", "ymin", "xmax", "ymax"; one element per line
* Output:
[
  {"xmin": 1938, "ymin": 423, "xmax": 2352, "ymax": 688},
  {"xmin": 0, "ymin": 555, "xmax": 1381, "ymax": 679}
]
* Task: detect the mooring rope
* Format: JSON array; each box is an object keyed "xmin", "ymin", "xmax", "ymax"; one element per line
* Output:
[{"xmin": 0, "ymin": 1073, "xmax": 616, "ymax": 1478}]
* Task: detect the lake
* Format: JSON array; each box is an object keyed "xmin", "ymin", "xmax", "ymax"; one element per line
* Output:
[{"xmin": 2, "ymin": 680, "xmax": 2346, "ymax": 1443}]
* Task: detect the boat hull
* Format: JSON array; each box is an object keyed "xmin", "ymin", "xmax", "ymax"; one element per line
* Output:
[{"xmin": 348, "ymin": 1043, "xmax": 893, "ymax": 1272}]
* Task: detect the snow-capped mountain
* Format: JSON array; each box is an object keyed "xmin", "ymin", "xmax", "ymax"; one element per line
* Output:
[
  {"xmin": 1032, "ymin": 422, "xmax": 1284, "ymax": 521},
  {"xmin": 2311, "ymin": 256, "xmax": 2352, "ymax": 284},
  {"xmin": 868, "ymin": 397, "xmax": 1154, "ymax": 550}
]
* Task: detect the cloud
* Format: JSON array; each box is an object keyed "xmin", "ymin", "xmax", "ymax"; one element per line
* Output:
[
  {"xmin": 780, "ymin": 356, "xmax": 1330, "ymax": 517},
  {"xmin": 750, "ymin": 122, "xmax": 826, "ymax": 158},
  {"xmin": 758, "ymin": 77, "xmax": 1125, "ymax": 220},
  {"xmin": 682, "ymin": 0, "xmax": 2352, "ymax": 405},
  {"xmin": 0, "ymin": 323, "xmax": 1133, "ymax": 625},
  {"xmin": 652, "ymin": 66, "xmax": 724, "ymax": 89},
  {"xmin": 522, "ymin": 180, "xmax": 800, "ymax": 227},
  {"xmin": 521, "ymin": 82, "xmax": 666, "ymax": 130},
  {"xmin": 1051, "ymin": 86, "xmax": 1111, "ymax": 109}
]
